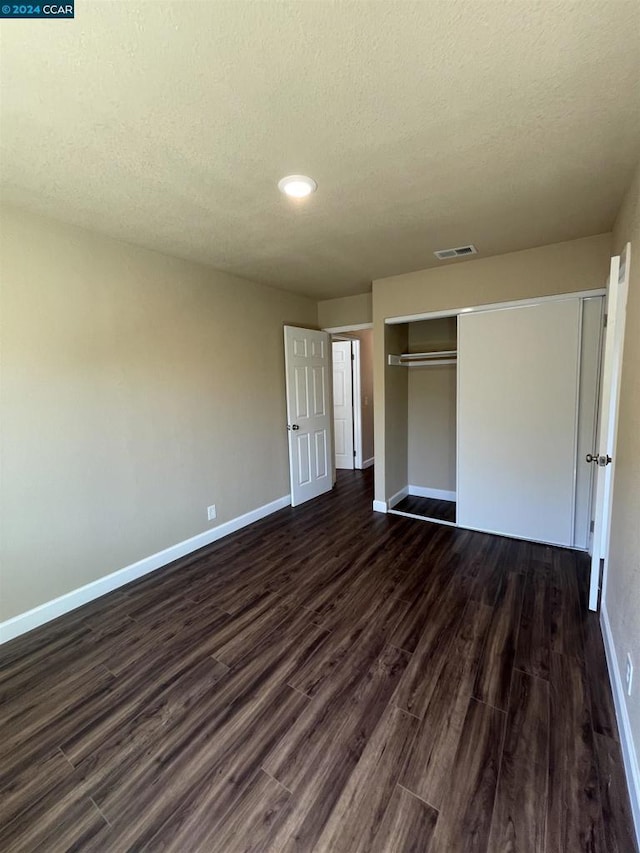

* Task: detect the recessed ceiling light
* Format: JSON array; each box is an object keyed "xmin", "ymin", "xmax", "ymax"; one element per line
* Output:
[{"xmin": 278, "ymin": 175, "xmax": 317, "ymax": 198}]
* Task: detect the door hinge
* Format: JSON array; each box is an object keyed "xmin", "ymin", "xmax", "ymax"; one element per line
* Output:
[
  {"xmin": 353, "ymin": 450, "xmax": 356, "ymax": 457},
  {"xmin": 604, "ymin": 313, "xmax": 608, "ymax": 328},
  {"xmin": 351, "ymin": 353, "xmax": 355, "ymax": 361},
  {"xmin": 590, "ymin": 520, "xmax": 595, "ymax": 533}
]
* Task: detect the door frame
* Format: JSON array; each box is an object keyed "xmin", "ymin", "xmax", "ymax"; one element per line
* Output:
[
  {"xmin": 382, "ymin": 289, "xmax": 607, "ymax": 545},
  {"xmin": 331, "ymin": 338, "xmax": 358, "ymax": 470},
  {"xmin": 326, "ymin": 324, "xmax": 373, "ymax": 470},
  {"xmin": 386, "ymin": 289, "xmax": 606, "ymax": 325}
]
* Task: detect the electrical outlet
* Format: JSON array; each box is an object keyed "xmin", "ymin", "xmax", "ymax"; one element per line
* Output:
[
  {"xmin": 207, "ymin": 505, "xmax": 217, "ymax": 521},
  {"xmin": 626, "ymin": 654, "xmax": 633, "ymax": 697}
]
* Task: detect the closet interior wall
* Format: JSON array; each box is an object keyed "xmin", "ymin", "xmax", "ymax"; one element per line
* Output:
[
  {"xmin": 407, "ymin": 317, "xmax": 457, "ymax": 499},
  {"xmin": 383, "ymin": 322, "xmax": 409, "ymax": 502}
]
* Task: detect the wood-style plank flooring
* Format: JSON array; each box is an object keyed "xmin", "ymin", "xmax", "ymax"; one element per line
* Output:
[
  {"xmin": 392, "ymin": 494, "xmax": 456, "ymax": 523},
  {"xmin": 1, "ymin": 469, "xmax": 636, "ymax": 852}
]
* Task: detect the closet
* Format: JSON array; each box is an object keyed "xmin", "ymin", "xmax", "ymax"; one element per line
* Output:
[
  {"xmin": 388, "ymin": 317, "xmax": 458, "ymax": 524},
  {"xmin": 385, "ymin": 294, "xmax": 604, "ymax": 549}
]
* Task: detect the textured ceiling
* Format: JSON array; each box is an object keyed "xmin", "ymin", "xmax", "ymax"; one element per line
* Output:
[{"xmin": 1, "ymin": 1, "xmax": 639, "ymax": 299}]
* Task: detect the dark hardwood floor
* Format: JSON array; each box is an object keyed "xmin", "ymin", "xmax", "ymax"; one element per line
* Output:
[
  {"xmin": 391, "ymin": 494, "xmax": 456, "ymax": 523},
  {"xmin": 0, "ymin": 469, "xmax": 636, "ymax": 852}
]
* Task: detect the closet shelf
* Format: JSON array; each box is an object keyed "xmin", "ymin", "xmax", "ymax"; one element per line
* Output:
[{"xmin": 388, "ymin": 350, "xmax": 457, "ymax": 368}]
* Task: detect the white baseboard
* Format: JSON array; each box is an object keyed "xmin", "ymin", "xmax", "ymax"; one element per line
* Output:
[
  {"xmin": 408, "ymin": 485, "xmax": 456, "ymax": 502},
  {"xmin": 0, "ymin": 493, "xmax": 291, "ymax": 645},
  {"xmin": 372, "ymin": 500, "xmax": 387, "ymax": 514},
  {"xmin": 600, "ymin": 604, "xmax": 640, "ymax": 849},
  {"xmin": 388, "ymin": 486, "xmax": 409, "ymax": 509},
  {"xmin": 361, "ymin": 457, "xmax": 375, "ymax": 470}
]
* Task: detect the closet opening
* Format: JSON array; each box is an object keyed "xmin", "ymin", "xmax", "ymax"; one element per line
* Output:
[
  {"xmin": 380, "ymin": 289, "xmax": 606, "ymax": 550},
  {"xmin": 387, "ymin": 317, "xmax": 458, "ymax": 525}
]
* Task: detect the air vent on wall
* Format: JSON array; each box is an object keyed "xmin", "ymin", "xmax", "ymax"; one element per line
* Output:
[{"xmin": 434, "ymin": 244, "xmax": 478, "ymax": 260}]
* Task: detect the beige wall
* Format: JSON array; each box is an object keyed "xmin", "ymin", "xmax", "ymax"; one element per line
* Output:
[
  {"xmin": 0, "ymin": 205, "xmax": 317, "ymax": 622},
  {"xmin": 373, "ymin": 234, "xmax": 612, "ymax": 502},
  {"xmin": 607, "ymin": 163, "xmax": 640, "ymax": 767},
  {"xmin": 318, "ymin": 292, "xmax": 372, "ymax": 329},
  {"xmin": 352, "ymin": 329, "xmax": 374, "ymax": 463},
  {"xmin": 407, "ymin": 318, "xmax": 457, "ymax": 493},
  {"xmin": 374, "ymin": 233, "xmax": 612, "ymax": 320}
]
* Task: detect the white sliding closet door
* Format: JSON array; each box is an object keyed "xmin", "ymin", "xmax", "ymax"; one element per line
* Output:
[{"xmin": 457, "ymin": 299, "xmax": 581, "ymax": 546}]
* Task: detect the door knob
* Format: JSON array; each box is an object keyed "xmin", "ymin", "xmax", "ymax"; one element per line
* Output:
[
  {"xmin": 586, "ymin": 453, "xmax": 612, "ymax": 466},
  {"xmin": 288, "ymin": 424, "xmax": 300, "ymax": 431}
]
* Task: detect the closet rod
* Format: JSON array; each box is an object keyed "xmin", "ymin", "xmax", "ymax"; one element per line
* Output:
[
  {"xmin": 404, "ymin": 358, "xmax": 457, "ymax": 367},
  {"xmin": 400, "ymin": 350, "xmax": 456, "ymax": 360},
  {"xmin": 388, "ymin": 351, "xmax": 457, "ymax": 367}
]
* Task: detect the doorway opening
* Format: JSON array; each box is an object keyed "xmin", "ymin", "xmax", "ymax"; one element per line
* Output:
[
  {"xmin": 386, "ymin": 315, "xmax": 458, "ymax": 526},
  {"xmin": 329, "ymin": 327, "xmax": 374, "ymax": 472}
]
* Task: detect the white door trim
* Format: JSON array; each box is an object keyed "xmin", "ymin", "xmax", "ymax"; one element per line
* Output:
[
  {"xmin": 332, "ymin": 340, "xmax": 355, "ymax": 470},
  {"xmin": 330, "ymin": 332, "xmax": 366, "ymax": 470},
  {"xmin": 323, "ymin": 322, "xmax": 373, "ymax": 333},
  {"xmin": 385, "ymin": 288, "xmax": 607, "ymax": 325}
]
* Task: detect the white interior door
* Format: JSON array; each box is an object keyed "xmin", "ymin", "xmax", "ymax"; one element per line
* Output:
[
  {"xmin": 457, "ymin": 299, "xmax": 581, "ymax": 546},
  {"xmin": 284, "ymin": 326, "xmax": 333, "ymax": 507},
  {"xmin": 589, "ymin": 246, "xmax": 631, "ymax": 611},
  {"xmin": 332, "ymin": 341, "xmax": 354, "ymax": 469}
]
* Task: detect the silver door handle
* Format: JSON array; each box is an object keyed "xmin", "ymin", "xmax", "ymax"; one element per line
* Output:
[{"xmin": 287, "ymin": 424, "xmax": 300, "ymax": 431}]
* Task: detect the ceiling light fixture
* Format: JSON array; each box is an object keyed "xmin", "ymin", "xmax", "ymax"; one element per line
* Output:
[{"xmin": 278, "ymin": 174, "xmax": 317, "ymax": 198}]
